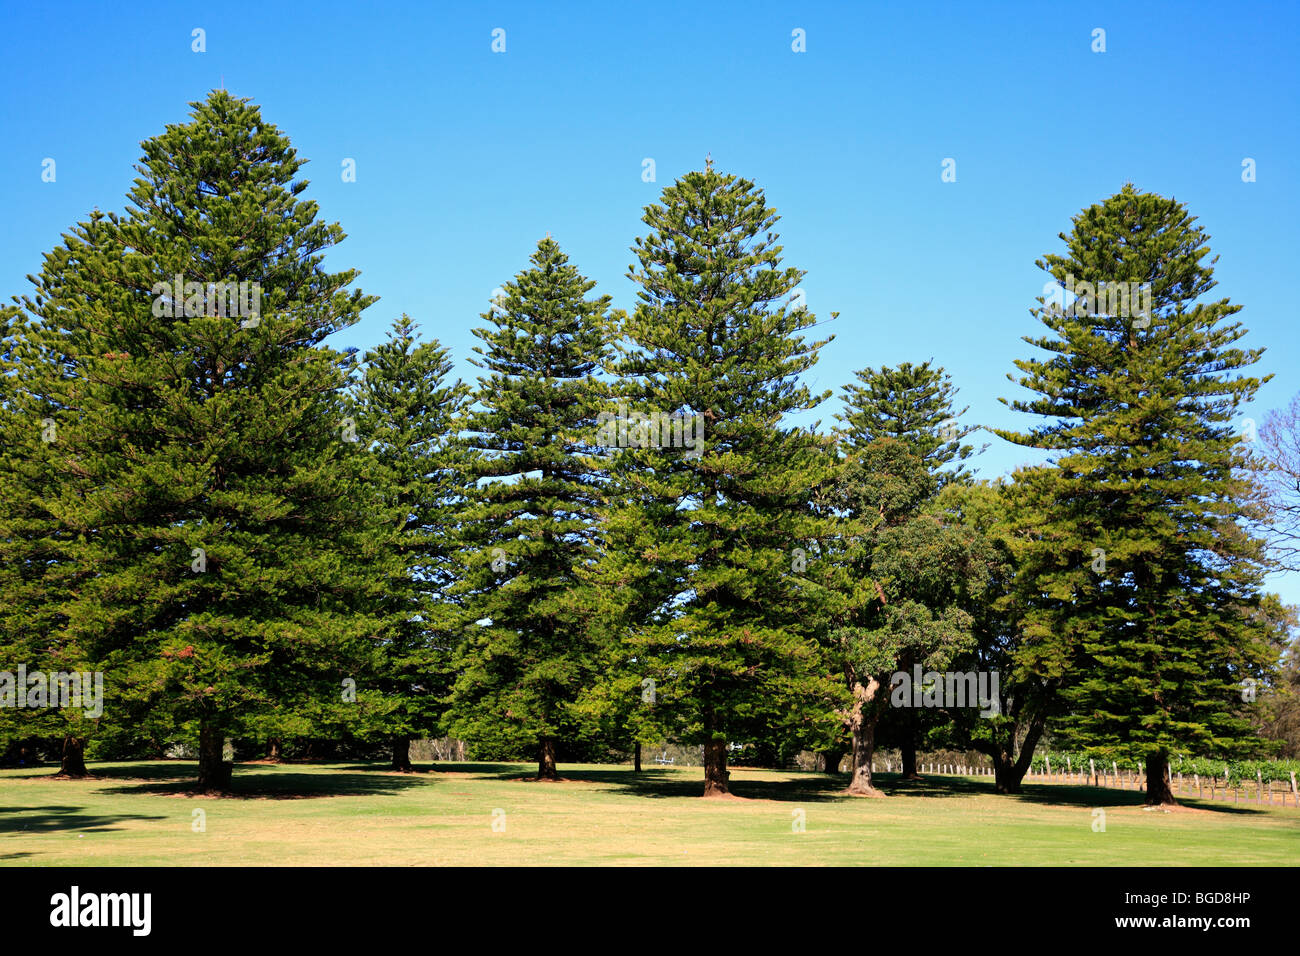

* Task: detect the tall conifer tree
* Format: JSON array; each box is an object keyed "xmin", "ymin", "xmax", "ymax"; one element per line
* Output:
[
  {"xmin": 596, "ymin": 162, "xmax": 842, "ymax": 797},
  {"xmin": 0, "ymin": 304, "xmax": 93, "ymax": 774},
  {"xmin": 996, "ymin": 185, "xmax": 1278, "ymax": 804},
  {"xmin": 19, "ymin": 91, "xmax": 392, "ymax": 792},
  {"xmin": 350, "ymin": 315, "xmax": 470, "ymax": 771},
  {"xmin": 447, "ymin": 238, "xmax": 611, "ymax": 780}
]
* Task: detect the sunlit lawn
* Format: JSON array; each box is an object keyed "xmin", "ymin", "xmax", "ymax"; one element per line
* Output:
[{"xmin": 2, "ymin": 761, "xmax": 1296, "ymax": 866}]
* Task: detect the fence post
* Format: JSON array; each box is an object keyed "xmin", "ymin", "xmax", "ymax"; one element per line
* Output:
[{"xmin": 1090, "ymin": 759, "xmax": 1096, "ymax": 787}]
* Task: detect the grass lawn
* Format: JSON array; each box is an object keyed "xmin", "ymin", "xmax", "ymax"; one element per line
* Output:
[{"xmin": 2, "ymin": 761, "xmax": 1297, "ymax": 866}]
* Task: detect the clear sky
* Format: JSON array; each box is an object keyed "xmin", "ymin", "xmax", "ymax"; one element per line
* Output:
[{"xmin": 3, "ymin": 0, "xmax": 1298, "ymax": 597}]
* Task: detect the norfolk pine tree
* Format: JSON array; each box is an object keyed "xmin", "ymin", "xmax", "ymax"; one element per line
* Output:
[
  {"xmin": 350, "ymin": 315, "xmax": 471, "ymax": 771},
  {"xmin": 4, "ymin": 220, "xmax": 148, "ymax": 776},
  {"xmin": 447, "ymin": 238, "xmax": 612, "ymax": 780},
  {"xmin": 836, "ymin": 360, "xmax": 980, "ymax": 487},
  {"xmin": 19, "ymin": 91, "xmax": 393, "ymax": 792},
  {"xmin": 996, "ymin": 185, "xmax": 1278, "ymax": 805},
  {"xmin": 596, "ymin": 162, "xmax": 843, "ymax": 797},
  {"xmin": 0, "ymin": 304, "xmax": 96, "ymax": 774}
]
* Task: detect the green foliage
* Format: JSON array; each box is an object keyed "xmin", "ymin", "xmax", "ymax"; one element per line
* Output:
[
  {"xmin": 5, "ymin": 95, "xmax": 1297, "ymax": 800},
  {"xmin": 592, "ymin": 162, "xmax": 845, "ymax": 760},
  {"xmin": 446, "ymin": 238, "xmax": 613, "ymax": 763},
  {"xmin": 10, "ymin": 91, "xmax": 395, "ymax": 773},
  {"xmin": 995, "ymin": 184, "xmax": 1280, "ymax": 770},
  {"xmin": 828, "ymin": 441, "xmax": 988, "ymax": 680},
  {"xmin": 825, "ymin": 362, "xmax": 996, "ymax": 772},
  {"xmin": 0, "ymin": 304, "xmax": 87, "ymax": 754},
  {"xmin": 835, "ymin": 359, "xmax": 980, "ymax": 486},
  {"xmin": 350, "ymin": 315, "xmax": 472, "ymax": 750}
]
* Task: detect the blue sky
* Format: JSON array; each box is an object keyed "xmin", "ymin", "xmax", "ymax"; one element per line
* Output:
[{"xmin": 3, "ymin": 0, "xmax": 1298, "ymax": 597}]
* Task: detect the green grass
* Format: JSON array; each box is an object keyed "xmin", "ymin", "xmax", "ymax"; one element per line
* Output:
[{"xmin": 3, "ymin": 761, "xmax": 1297, "ymax": 866}]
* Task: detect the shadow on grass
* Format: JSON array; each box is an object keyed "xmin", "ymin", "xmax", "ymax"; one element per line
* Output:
[
  {"xmin": 881, "ymin": 773, "xmax": 1281, "ymax": 815},
  {"xmin": 332, "ymin": 761, "xmax": 524, "ymax": 776},
  {"xmin": 94, "ymin": 763, "xmax": 432, "ymax": 800},
  {"xmin": 1008, "ymin": 781, "xmax": 1280, "ymax": 816},
  {"xmin": 464, "ymin": 766, "xmax": 1293, "ymax": 814},
  {"xmin": 0, "ymin": 804, "xmax": 167, "ymax": 834},
  {"xmin": 472, "ymin": 766, "xmax": 861, "ymax": 802},
  {"xmin": 2, "ymin": 761, "xmax": 187, "ymax": 782},
  {"xmin": 16, "ymin": 761, "xmax": 1284, "ymax": 813}
]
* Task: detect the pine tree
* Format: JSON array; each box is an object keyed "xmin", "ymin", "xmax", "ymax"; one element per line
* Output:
[
  {"xmin": 18, "ymin": 90, "xmax": 393, "ymax": 792},
  {"xmin": 0, "ymin": 304, "xmax": 92, "ymax": 773},
  {"xmin": 350, "ymin": 315, "xmax": 470, "ymax": 771},
  {"xmin": 996, "ymin": 184, "xmax": 1279, "ymax": 804},
  {"xmin": 447, "ymin": 238, "xmax": 612, "ymax": 780},
  {"xmin": 596, "ymin": 162, "xmax": 842, "ymax": 797},
  {"xmin": 836, "ymin": 360, "xmax": 980, "ymax": 487},
  {"xmin": 3, "ymin": 224, "xmax": 131, "ymax": 776}
]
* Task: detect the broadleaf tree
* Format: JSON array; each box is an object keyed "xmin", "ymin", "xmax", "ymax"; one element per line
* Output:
[{"xmin": 835, "ymin": 361, "xmax": 982, "ymax": 779}]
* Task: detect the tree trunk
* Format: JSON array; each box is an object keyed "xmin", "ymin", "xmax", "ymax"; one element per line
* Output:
[
  {"xmin": 266, "ymin": 737, "xmax": 282, "ymax": 762},
  {"xmin": 1145, "ymin": 750, "xmax": 1177, "ymax": 806},
  {"xmin": 197, "ymin": 720, "xmax": 232, "ymax": 793},
  {"xmin": 896, "ymin": 649, "xmax": 921, "ymax": 779},
  {"xmin": 846, "ymin": 675, "xmax": 885, "ymax": 796},
  {"xmin": 820, "ymin": 747, "xmax": 845, "ymax": 774},
  {"xmin": 633, "ymin": 741, "xmax": 642, "ymax": 773},
  {"xmin": 538, "ymin": 737, "xmax": 558, "ymax": 780},
  {"xmin": 993, "ymin": 751, "xmax": 1023, "ymax": 794},
  {"xmin": 989, "ymin": 719, "xmax": 1044, "ymax": 794},
  {"xmin": 391, "ymin": 737, "xmax": 413, "ymax": 772},
  {"xmin": 703, "ymin": 740, "xmax": 730, "ymax": 796},
  {"xmin": 56, "ymin": 735, "xmax": 89, "ymax": 778},
  {"xmin": 900, "ymin": 734, "xmax": 919, "ymax": 779}
]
